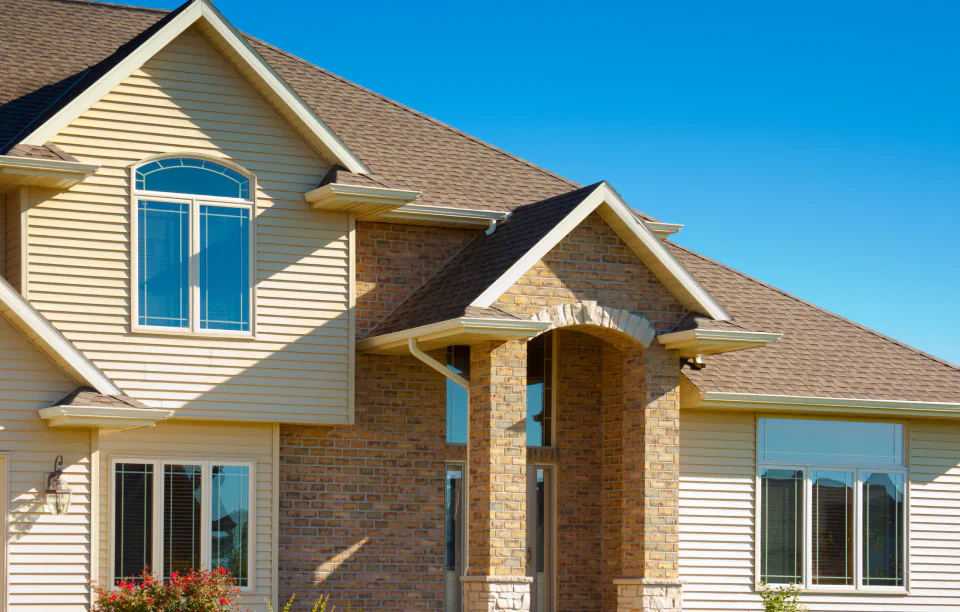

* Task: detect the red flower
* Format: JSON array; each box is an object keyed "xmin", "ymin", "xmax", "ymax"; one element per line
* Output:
[
  {"xmin": 117, "ymin": 581, "xmax": 126, "ymax": 588},
  {"xmin": 126, "ymin": 583, "xmax": 135, "ymax": 591},
  {"xmin": 170, "ymin": 571, "xmax": 178, "ymax": 579},
  {"xmin": 221, "ymin": 597, "xmax": 228, "ymax": 604},
  {"xmin": 218, "ymin": 567, "xmax": 227, "ymax": 575},
  {"xmin": 108, "ymin": 594, "xmax": 117, "ymax": 602}
]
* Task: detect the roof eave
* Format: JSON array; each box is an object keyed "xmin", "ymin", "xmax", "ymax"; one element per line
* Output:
[
  {"xmin": 692, "ymin": 391, "xmax": 960, "ymax": 419},
  {"xmin": 38, "ymin": 404, "xmax": 172, "ymax": 431},
  {"xmin": 659, "ymin": 329, "xmax": 782, "ymax": 357},
  {"xmin": 0, "ymin": 155, "xmax": 99, "ymax": 191},
  {"xmin": 305, "ymin": 183, "xmax": 421, "ymax": 220},
  {"xmin": 357, "ymin": 317, "xmax": 552, "ymax": 355}
]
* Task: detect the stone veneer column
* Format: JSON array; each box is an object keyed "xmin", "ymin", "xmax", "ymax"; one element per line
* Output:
[
  {"xmin": 462, "ymin": 340, "xmax": 532, "ymax": 611},
  {"xmin": 616, "ymin": 342, "xmax": 683, "ymax": 612}
]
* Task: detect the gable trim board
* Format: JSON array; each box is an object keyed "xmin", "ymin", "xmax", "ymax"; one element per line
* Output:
[
  {"xmin": 0, "ymin": 275, "xmax": 120, "ymax": 394},
  {"xmin": 469, "ymin": 182, "xmax": 730, "ymax": 321},
  {"xmin": 688, "ymin": 390, "xmax": 960, "ymax": 418},
  {"xmin": 15, "ymin": 0, "xmax": 368, "ymax": 174}
]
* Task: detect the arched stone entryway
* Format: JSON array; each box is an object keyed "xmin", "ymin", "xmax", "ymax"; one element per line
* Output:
[{"xmin": 529, "ymin": 300, "xmax": 656, "ymax": 349}]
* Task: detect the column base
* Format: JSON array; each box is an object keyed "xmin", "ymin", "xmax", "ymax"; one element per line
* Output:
[
  {"xmin": 461, "ymin": 576, "xmax": 532, "ymax": 611},
  {"xmin": 613, "ymin": 579, "xmax": 683, "ymax": 612}
]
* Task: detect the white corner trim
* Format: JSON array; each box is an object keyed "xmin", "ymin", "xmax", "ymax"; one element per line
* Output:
[
  {"xmin": 698, "ymin": 392, "xmax": 960, "ymax": 417},
  {"xmin": 20, "ymin": 0, "xmax": 368, "ymax": 174},
  {"xmin": 659, "ymin": 328, "xmax": 782, "ymax": 356},
  {"xmin": 356, "ymin": 317, "xmax": 552, "ymax": 353},
  {"xmin": 645, "ymin": 221, "xmax": 683, "ymax": 239},
  {"xmin": 0, "ymin": 275, "xmax": 120, "ymax": 394},
  {"xmin": 469, "ymin": 183, "xmax": 730, "ymax": 320}
]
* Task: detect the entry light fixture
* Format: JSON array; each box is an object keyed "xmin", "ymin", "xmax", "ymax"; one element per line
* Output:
[{"xmin": 44, "ymin": 455, "xmax": 72, "ymax": 516}]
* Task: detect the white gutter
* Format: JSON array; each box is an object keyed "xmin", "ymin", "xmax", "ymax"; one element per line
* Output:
[
  {"xmin": 407, "ymin": 338, "xmax": 471, "ymax": 575},
  {"xmin": 697, "ymin": 392, "xmax": 960, "ymax": 418},
  {"xmin": 0, "ymin": 155, "xmax": 99, "ymax": 177}
]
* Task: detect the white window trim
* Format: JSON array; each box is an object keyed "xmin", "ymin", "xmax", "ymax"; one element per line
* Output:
[
  {"xmin": 108, "ymin": 457, "xmax": 256, "ymax": 593},
  {"xmin": 754, "ymin": 417, "xmax": 910, "ymax": 595},
  {"xmin": 129, "ymin": 156, "xmax": 257, "ymax": 338}
]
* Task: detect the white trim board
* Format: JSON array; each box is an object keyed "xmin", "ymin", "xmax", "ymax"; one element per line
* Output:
[
  {"xmin": 469, "ymin": 182, "xmax": 729, "ymax": 321},
  {"xmin": 18, "ymin": 0, "xmax": 368, "ymax": 174},
  {"xmin": 0, "ymin": 274, "xmax": 119, "ymax": 394},
  {"xmin": 690, "ymin": 391, "xmax": 960, "ymax": 418}
]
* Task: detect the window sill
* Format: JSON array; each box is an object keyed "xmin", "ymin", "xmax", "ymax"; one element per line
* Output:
[
  {"xmin": 132, "ymin": 325, "xmax": 254, "ymax": 340},
  {"xmin": 755, "ymin": 585, "xmax": 908, "ymax": 597}
]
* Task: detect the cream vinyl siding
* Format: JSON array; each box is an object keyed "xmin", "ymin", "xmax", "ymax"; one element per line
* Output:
[
  {"xmin": 0, "ymin": 315, "xmax": 91, "ymax": 612},
  {"xmin": 679, "ymin": 409, "xmax": 960, "ymax": 611},
  {"xmin": 98, "ymin": 420, "xmax": 276, "ymax": 612},
  {"xmin": 35, "ymin": 26, "xmax": 350, "ymax": 424}
]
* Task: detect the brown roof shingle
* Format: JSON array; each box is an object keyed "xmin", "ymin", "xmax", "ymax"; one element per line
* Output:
[
  {"xmin": 371, "ymin": 184, "xmax": 601, "ymax": 336},
  {"xmin": 671, "ymin": 244, "xmax": 960, "ymax": 403},
  {"xmin": 54, "ymin": 386, "xmax": 149, "ymax": 409}
]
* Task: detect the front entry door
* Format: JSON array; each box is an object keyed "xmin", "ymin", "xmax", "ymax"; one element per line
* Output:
[{"xmin": 527, "ymin": 465, "xmax": 554, "ymax": 612}]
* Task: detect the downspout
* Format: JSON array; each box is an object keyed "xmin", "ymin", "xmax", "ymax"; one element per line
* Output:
[{"xmin": 408, "ymin": 338, "xmax": 471, "ymax": 575}]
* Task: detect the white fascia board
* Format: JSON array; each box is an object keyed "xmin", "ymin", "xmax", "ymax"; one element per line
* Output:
[
  {"xmin": 645, "ymin": 221, "xmax": 683, "ymax": 239},
  {"xmin": 378, "ymin": 204, "xmax": 510, "ymax": 226},
  {"xmin": 698, "ymin": 392, "xmax": 960, "ymax": 418},
  {"xmin": 0, "ymin": 276, "xmax": 120, "ymax": 394},
  {"xmin": 305, "ymin": 183, "xmax": 421, "ymax": 206},
  {"xmin": 659, "ymin": 329, "xmax": 782, "ymax": 355},
  {"xmin": 0, "ymin": 156, "xmax": 99, "ymax": 177},
  {"xmin": 39, "ymin": 404, "xmax": 172, "ymax": 428},
  {"xmin": 470, "ymin": 183, "xmax": 730, "ymax": 320},
  {"xmin": 20, "ymin": 0, "xmax": 368, "ymax": 174},
  {"xmin": 356, "ymin": 317, "xmax": 552, "ymax": 353}
]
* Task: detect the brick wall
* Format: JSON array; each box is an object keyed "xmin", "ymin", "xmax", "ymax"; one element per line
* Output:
[
  {"xmin": 495, "ymin": 212, "xmax": 686, "ymax": 332},
  {"xmin": 279, "ymin": 353, "xmax": 448, "ymax": 611},
  {"xmin": 356, "ymin": 221, "xmax": 475, "ymax": 337},
  {"xmin": 554, "ymin": 331, "xmax": 604, "ymax": 610}
]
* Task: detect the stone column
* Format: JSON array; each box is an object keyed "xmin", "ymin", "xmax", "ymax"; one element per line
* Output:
[
  {"xmin": 462, "ymin": 340, "xmax": 532, "ymax": 611},
  {"xmin": 615, "ymin": 342, "xmax": 683, "ymax": 612}
]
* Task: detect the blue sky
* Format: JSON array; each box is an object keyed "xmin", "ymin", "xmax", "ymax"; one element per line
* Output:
[{"xmin": 118, "ymin": 0, "xmax": 959, "ymax": 364}]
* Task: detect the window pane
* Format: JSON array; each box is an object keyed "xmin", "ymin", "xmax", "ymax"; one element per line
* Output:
[
  {"xmin": 114, "ymin": 463, "xmax": 154, "ymax": 583},
  {"xmin": 812, "ymin": 471, "xmax": 854, "ymax": 586},
  {"xmin": 445, "ymin": 466, "xmax": 464, "ymax": 612},
  {"xmin": 138, "ymin": 201, "xmax": 189, "ymax": 328},
  {"xmin": 760, "ymin": 468, "xmax": 804, "ymax": 584},
  {"xmin": 446, "ymin": 346, "xmax": 470, "ymax": 444},
  {"xmin": 759, "ymin": 419, "xmax": 904, "ymax": 467},
  {"xmin": 212, "ymin": 465, "xmax": 250, "ymax": 587},
  {"xmin": 526, "ymin": 334, "xmax": 553, "ymax": 447},
  {"xmin": 136, "ymin": 158, "xmax": 250, "ymax": 199},
  {"xmin": 200, "ymin": 205, "xmax": 250, "ymax": 332},
  {"xmin": 162, "ymin": 465, "xmax": 202, "ymax": 580},
  {"xmin": 863, "ymin": 472, "xmax": 905, "ymax": 587}
]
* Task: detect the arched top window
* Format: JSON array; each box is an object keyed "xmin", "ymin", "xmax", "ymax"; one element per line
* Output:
[
  {"xmin": 132, "ymin": 156, "xmax": 254, "ymax": 335},
  {"xmin": 135, "ymin": 157, "xmax": 251, "ymax": 200}
]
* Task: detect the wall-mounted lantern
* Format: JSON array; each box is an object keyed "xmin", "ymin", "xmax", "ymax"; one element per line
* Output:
[{"xmin": 44, "ymin": 455, "xmax": 72, "ymax": 516}]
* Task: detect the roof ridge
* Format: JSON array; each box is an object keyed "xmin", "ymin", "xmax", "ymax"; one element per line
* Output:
[
  {"xmin": 244, "ymin": 35, "xmax": 581, "ymax": 192},
  {"xmin": 40, "ymin": 0, "xmax": 169, "ymax": 14},
  {"xmin": 671, "ymin": 242, "xmax": 960, "ymax": 373}
]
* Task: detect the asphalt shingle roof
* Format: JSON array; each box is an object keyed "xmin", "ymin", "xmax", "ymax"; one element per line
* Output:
[
  {"xmin": 2, "ymin": 0, "xmax": 958, "ymax": 405},
  {"xmin": 54, "ymin": 386, "xmax": 149, "ymax": 409}
]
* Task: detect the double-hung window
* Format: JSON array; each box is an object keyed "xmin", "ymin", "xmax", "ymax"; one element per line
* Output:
[
  {"xmin": 112, "ymin": 459, "xmax": 253, "ymax": 588},
  {"xmin": 758, "ymin": 417, "xmax": 907, "ymax": 591},
  {"xmin": 133, "ymin": 157, "xmax": 254, "ymax": 334}
]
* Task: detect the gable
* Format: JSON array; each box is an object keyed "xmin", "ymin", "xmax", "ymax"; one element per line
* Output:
[
  {"xmin": 494, "ymin": 212, "xmax": 687, "ymax": 332},
  {"xmin": 19, "ymin": 27, "xmax": 355, "ymax": 424}
]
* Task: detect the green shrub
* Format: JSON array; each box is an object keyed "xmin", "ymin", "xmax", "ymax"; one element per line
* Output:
[
  {"xmin": 92, "ymin": 567, "xmax": 241, "ymax": 611},
  {"xmin": 758, "ymin": 583, "xmax": 807, "ymax": 612},
  {"xmin": 268, "ymin": 594, "xmax": 362, "ymax": 612}
]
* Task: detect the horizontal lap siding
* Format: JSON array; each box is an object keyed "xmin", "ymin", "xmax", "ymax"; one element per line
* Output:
[
  {"xmin": 98, "ymin": 421, "xmax": 276, "ymax": 612},
  {"xmin": 679, "ymin": 409, "xmax": 960, "ymax": 611},
  {"xmin": 0, "ymin": 316, "xmax": 90, "ymax": 611},
  {"xmin": 42, "ymin": 26, "xmax": 349, "ymax": 423}
]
